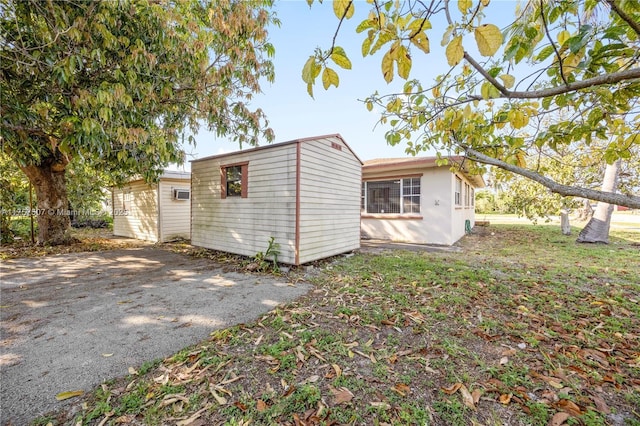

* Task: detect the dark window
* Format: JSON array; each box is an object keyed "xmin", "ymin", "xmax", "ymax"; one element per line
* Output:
[
  {"xmin": 221, "ymin": 163, "xmax": 248, "ymax": 199},
  {"xmin": 226, "ymin": 166, "xmax": 242, "ymax": 197}
]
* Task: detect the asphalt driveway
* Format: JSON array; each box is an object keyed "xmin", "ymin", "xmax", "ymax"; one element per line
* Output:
[{"xmin": 0, "ymin": 247, "xmax": 312, "ymax": 425}]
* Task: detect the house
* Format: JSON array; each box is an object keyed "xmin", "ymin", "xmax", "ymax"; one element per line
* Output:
[
  {"xmin": 190, "ymin": 134, "xmax": 362, "ymax": 265},
  {"xmin": 112, "ymin": 171, "xmax": 191, "ymax": 242},
  {"xmin": 361, "ymin": 157, "xmax": 484, "ymax": 245}
]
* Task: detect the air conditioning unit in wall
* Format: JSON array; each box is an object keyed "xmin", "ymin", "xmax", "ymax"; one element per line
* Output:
[{"xmin": 173, "ymin": 189, "xmax": 190, "ymax": 201}]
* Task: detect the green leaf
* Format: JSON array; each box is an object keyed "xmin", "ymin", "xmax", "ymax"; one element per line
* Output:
[
  {"xmin": 322, "ymin": 67, "xmax": 339, "ymax": 89},
  {"xmin": 445, "ymin": 35, "xmax": 464, "ymax": 66},
  {"xmin": 474, "ymin": 24, "xmax": 503, "ymax": 56}
]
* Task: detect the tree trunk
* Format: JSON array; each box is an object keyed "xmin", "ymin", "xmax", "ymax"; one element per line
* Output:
[
  {"xmin": 20, "ymin": 155, "xmax": 71, "ymax": 245},
  {"xmin": 576, "ymin": 160, "xmax": 620, "ymax": 244},
  {"xmin": 560, "ymin": 209, "xmax": 571, "ymax": 235}
]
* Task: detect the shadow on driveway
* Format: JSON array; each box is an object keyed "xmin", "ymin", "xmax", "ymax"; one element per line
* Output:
[{"xmin": 0, "ymin": 247, "xmax": 311, "ymax": 425}]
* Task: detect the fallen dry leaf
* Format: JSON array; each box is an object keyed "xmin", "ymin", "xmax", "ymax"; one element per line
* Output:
[
  {"xmin": 391, "ymin": 383, "xmax": 410, "ymax": 397},
  {"xmin": 370, "ymin": 401, "xmax": 391, "ymax": 410},
  {"xmin": 590, "ymin": 393, "xmax": 611, "ymax": 414},
  {"xmin": 441, "ymin": 383, "xmax": 462, "ymax": 395},
  {"xmin": 256, "ymin": 399, "xmax": 267, "ymax": 412},
  {"xmin": 459, "ymin": 384, "xmax": 476, "ymax": 410},
  {"xmin": 548, "ymin": 411, "xmax": 570, "ymax": 426},
  {"xmin": 55, "ymin": 390, "xmax": 84, "ymax": 401},
  {"xmin": 499, "ymin": 393, "xmax": 512, "ymax": 404},
  {"xmin": 128, "ymin": 367, "xmax": 138, "ymax": 376},
  {"xmin": 556, "ymin": 399, "xmax": 582, "ymax": 416},
  {"xmin": 330, "ymin": 386, "xmax": 354, "ymax": 405},
  {"xmin": 471, "ymin": 388, "xmax": 482, "ymax": 405}
]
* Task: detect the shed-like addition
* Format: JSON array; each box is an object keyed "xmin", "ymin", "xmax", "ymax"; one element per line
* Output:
[
  {"xmin": 191, "ymin": 134, "xmax": 362, "ymax": 265},
  {"xmin": 361, "ymin": 157, "xmax": 484, "ymax": 245},
  {"xmin": 112, "ymin": 171, "xmax": 191, "ymax": 242}
]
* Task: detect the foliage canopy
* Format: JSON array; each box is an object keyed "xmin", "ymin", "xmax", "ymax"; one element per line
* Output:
[
  {"xmin": 304, "ymin": 0, "xmax": 640, "ymax": 209},
  {"xmin": 1, "ymin": 0, "xmax": 277, "ymax": 243}
]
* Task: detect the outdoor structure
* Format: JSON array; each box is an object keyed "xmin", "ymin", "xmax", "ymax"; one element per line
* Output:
[
  {"xmin": 361, "ymin": 157, "xmax": 484, "ymax": 245},
  {"xmin": 112, "ymin": 171, "xmax": 191, "ymax": 242},
  {"xmin": 190, "ymin": 134, "xmax": 362, "ymax": 265}
]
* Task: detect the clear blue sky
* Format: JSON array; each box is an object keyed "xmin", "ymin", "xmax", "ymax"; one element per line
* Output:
[{"xmin": 181, "ymin": 0, "xmax": 518, "ymax": 168}]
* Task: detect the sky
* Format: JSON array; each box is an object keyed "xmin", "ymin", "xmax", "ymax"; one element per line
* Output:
[{"xmin": 177, "ymin": 0, "xmax": 518, "ymax": 170}]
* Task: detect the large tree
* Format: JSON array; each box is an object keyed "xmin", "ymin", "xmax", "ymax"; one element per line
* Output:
[
  {"xmin": 1, "ymin": 0, "xmax": 276, "ymax": 244},
  {"xmin": 303, "ymin": 0, "xmax": 640, "ymax": 215}
]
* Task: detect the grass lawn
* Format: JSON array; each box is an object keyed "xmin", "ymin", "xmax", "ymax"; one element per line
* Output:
[{"xmin": 33, "ymin": 224, "xmax": 640, "ymax": 425}]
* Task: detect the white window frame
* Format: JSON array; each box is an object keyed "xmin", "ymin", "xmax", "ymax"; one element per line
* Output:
[
  {"xmin": 455, "ymin": 176, "xmax": 462, "ymax": 206},
  {"xmin": 362, "ymin": 177, "xmax": 421, "ymax": 214}
]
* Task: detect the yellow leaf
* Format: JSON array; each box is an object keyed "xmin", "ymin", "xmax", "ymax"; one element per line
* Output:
[
  {"xmin": 56, "ymin": 390, "xmax": 84, "ymax": 401},
  {"xmin": 128, "ymin": 366, "xmax": 138, "ymax": 375},
  {"xmin": 481, "ymin": 0, "xmax": 490, "ymax": 5},
  {"xmin": 498, "ymin": 74, "xmax": 515, "ymax": 89},
  {"xmin": 302, "ymin": 56, "xmax": 316, "ymax": 84},
  {"xmin": 333, "ymin": 0, "xmax": 355, "ymax": 19},
  {"xmin": 474, "ymin": 24, "xmax": 503, "ymax": 56},
  {"xmin": 411, "ymin": 32, "xmax": 430, "ymax": 54},
  {"xmin": 102, "ymin": 353, "xmax": 114, "ymax": 357},
  {"xmin": 557, "ymin": 29, "xmax": 570, "ymax": 46},
  {"xmin": 408, "ymin": 18, "xmax": 432, "ymax": 33},
  {"xmin": 331, "ymin": 48, "xmax": 352, "ymax": 70},
  {"xmin": 445, "ymin": 35, "xmax": 464, "ymax": 66},
  {"xmin": 480, "ymin": 81, "xmax": 500, "ymax": 99},
  {"xmin": 508, "ymin": 109, "xmax": 529, "ymax": 129},
  {"xmin": 458, "ymin": 0, "xmax": 472, "ymax": 13},
  {"xmin": 396, "ymin": 45, "xmax": 411, "ymax": 79},
  {"xmin": 382, "ymin": 49, "xmax": 394, "ymax": 83},
  {"xmin": 322, "ymin": 67, "xmax": 339, "ymax": 90}
]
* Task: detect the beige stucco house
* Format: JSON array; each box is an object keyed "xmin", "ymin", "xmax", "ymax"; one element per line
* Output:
[
  {"xmin": 361, "ymin": 157, "xmax": 484, "ymax": 245},
  {"xmin": 112, "ymin": 171, "xmax": 191, "ymax": 242},
  {"xmin": 190, "ymin": 134, "xmax": 362, "ymax": 265}
]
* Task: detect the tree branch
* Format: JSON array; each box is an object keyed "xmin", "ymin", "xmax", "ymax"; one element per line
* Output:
[
  {"xmin": 539, "ymin": 0, "xmax": 568, "ymax": 86},
  {"xmin": 464, "ymin": 53, "xmax": 640, "ymax": 99},
  {"xmin": 464, "ymin": 147, "xmax": 640, "ymax": 209},
  {"xmin": 606, "ymin": 0, "xmax": 640, "ymax": 38}
]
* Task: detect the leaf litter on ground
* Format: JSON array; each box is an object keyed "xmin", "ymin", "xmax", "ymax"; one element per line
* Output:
[{"xmin": 33, "ymin": 224, "xmax": 640, "ymax": 425}]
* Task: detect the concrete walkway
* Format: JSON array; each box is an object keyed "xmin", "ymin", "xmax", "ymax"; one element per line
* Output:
[{"xmin": 0, "ymin": 247, "xmax": 311, "ymax": 425}]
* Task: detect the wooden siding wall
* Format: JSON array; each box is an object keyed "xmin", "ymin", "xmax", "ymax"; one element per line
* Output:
[
  {"xmin": 298, "ymin": 137, "xmax": 362, "ymax": 263},
  {"xmin": 158, "ymin": 179, "xmax": 191, "ymax": 242},
  {"xmin": 191, "ymin": 145, "xmax": 298, "ymax": 264},
  {"xmin": 112, "ymin": 181, "xmax": 159, "ymax": 241}
]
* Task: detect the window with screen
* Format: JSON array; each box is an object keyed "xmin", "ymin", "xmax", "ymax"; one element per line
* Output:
[{"xmin": 362, "ymin": 177, "xmax": 420, "ymax": 214}]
